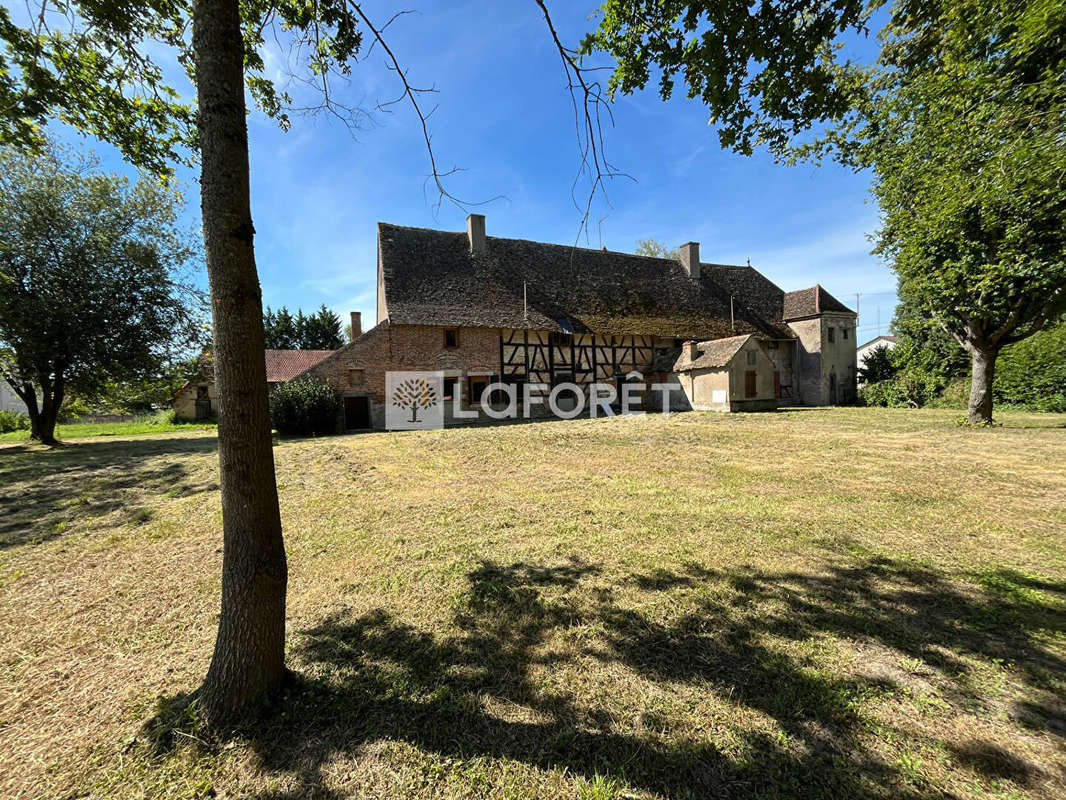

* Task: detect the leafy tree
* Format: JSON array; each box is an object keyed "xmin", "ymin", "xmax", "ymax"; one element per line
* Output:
[
  {"xmin": 581, "ymin": 1, "xmax": 870, "ymax": 158},
  {"xmin": 863, "ymin": 1, "xmax": 1066, "ymax": 424},
  {"xmin": 264, "ymin": 306, "xmax": 298, "ymax": 349},
  {"xmin": 0, "ymin": 144, "xmax": 201, "ymax": 444},
  {"xmin": 78, "ymin": 354, "xmax": 206, "ymax": 414},
  {"xmin": 888, "ymin": 295, "xmax": 969, "ymax": 387},
  {"xmin": 635, "ymin": 239, "xmax": 680, "ymax": 261},
  {"xmin": 585, "ymin": 0, "xmax": 1066, "ymax": 424},
  {"xmin": 0, "ymin": 0, "xmax": 369, "ymax": 723},
  {"xmin": 303, "ymin": 305, "xmax": 344, "ymax": 349},
  {"xmin": 264, "ymin": 304, "xmax": 343, "ymax": 349},
  {"xmin": 856, "ymin": 345, "xmax": 895, "ymax": 386}
]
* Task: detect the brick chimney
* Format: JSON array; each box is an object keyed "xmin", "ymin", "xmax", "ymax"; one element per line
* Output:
[
  {"xmin": 467, "ymin": 213, "xmax": 486, "ymax": 255},
  {"xmin": 680, "ymin": 242, "xmax": 700, "ymax": 279},
  {"xmin": 350, "ymin": 311, "xmax": 361, "ymax": 342}
]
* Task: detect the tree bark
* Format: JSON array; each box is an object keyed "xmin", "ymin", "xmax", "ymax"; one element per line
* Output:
[
  {"xmin": 193, "ymin": 0, "xmax": 288, "ymax": 725},
  {"xmin": 23, "ymin": 374, "xmax": 60, "ymax": 445},
  {"xmin": 36, "ymin": 393, "xmax": 59, "ymax": 445},
  {"xmin": 968, "ymin": 346, "xmax": 998, "ymax": 425},
  {"xmin": 21, "ymin": 388, "xmax": 43, "ymax": 442}
]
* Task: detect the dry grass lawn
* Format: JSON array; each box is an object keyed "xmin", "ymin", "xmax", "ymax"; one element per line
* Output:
[{"xmin": 1, "ymin": 407, "xmax": 1064, "ymax": 799}]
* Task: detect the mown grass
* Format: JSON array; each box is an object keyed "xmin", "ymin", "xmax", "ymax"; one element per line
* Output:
[
  {"xmin": 0, "ymin": 407, "xmax": 1064, "ymax": 799},
  {"xmin": 0, "ymin": 418, "xmax": 217, "ymax": 443}
]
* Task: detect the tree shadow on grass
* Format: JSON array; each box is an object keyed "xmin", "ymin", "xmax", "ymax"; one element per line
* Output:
[
  {"xmin": 144, "ymin": 555, "xmax": 1066, "ymax": 798},
  {"xmin": 0, "ymin": 434, "xmax": 219, "ymax": 548}
]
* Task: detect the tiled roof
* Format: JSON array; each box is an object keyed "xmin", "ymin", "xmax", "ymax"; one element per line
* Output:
[
  {"xmin": 703, "ymin": 265, "xmax": 786, "ymax": 328},
  {"xmin": 378, "ymin": 223, "xmax": 794, "ymax": 340},
  {"xmin": 672, "ymin": 334, "xmax": 753, "ymax": 372},
  {"xmin": 288, "ymin": 322, "xmax": 391, "ymax": 382},
  {"xmin": 264, "ymin": 350, "xmax": 336, "ymax": 382},
  {"xmin": 783, "ymin": 285, "xmax": 855, "ymax": 320}
]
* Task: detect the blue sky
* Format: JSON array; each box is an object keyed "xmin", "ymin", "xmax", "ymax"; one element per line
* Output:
[{"xmin": 58, "ymin": 0, "xmax": 899, "ymax": 345}]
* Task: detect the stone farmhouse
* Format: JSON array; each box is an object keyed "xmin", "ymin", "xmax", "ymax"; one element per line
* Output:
[
  {"xmin": 295, "ymin": 216, "xmax": 857, "ymax": 430},
  {"xmin": 173, "ymin": 349, "xmax": 335, "ymax": 421}
]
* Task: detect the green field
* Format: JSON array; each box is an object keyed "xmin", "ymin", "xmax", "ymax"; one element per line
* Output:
[
  {"xmin": 1, "ymin": 408, "xmax": 1064, "ymax": 799},
  {"xmin": 0, "ymin": 418, "xmax": 216, "ymax": 443}
]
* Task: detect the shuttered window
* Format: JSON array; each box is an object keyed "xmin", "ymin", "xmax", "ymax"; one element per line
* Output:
[{"xmin": 745, "ymin": 371, "xmax": 757, "ymax": 398}]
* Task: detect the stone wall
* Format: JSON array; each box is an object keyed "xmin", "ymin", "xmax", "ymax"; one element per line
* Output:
[
  {"xmin": 787, "ymin": 317, "xmax": 823, "ymax": 405},
  {"xmin": 786, "ymin": 314, "xmax": 857, "ymax": 405},
  {"xmin": 820, "ymin": 313, "xmax": 858, "ymax": 403}
]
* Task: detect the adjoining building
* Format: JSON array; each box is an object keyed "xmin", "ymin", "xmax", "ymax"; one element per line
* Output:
[
  {"xmin": 295, "ymin": 216, "xmax": 858, "ymax": 430},
  {"xmin": 173, "ymin": 349, "xmax": 335, "ymax": 421}
]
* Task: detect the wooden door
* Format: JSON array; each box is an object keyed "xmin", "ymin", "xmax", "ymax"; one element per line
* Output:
[{"xmin": 344, "ymin": 396, "xmax": 371, "ymax": 429}]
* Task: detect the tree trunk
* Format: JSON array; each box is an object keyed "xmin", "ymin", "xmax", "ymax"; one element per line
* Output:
[
  {"xmin": 968, "ymin": 346, "xmax": 998, "ymax": 425},
  {"xmin": 193, "ymin": 0, "xmax": 288, "ymax": 725},
  {"xmin": 25, "ymin": 374, "xmax": 60, "ymax": 445},
  {"xmin": 36, "ymin": 394, "xmax": 59, "ymax": 445},
  {"xmin": 22, "ymin": 389, "xmax": 43, "ymax": 442}
]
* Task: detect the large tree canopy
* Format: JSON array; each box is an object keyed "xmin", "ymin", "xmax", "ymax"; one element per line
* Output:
[
  {"xmin": 862, "ymin": 1, "xmax": 1066, "ymax": 423},
  {"xmin": 0, "ymin": 143, "xmax": 201, "ymax": 443},
  {"xmin": 581, "ymin": 0, "xmax": 871, "ymax": 157}
]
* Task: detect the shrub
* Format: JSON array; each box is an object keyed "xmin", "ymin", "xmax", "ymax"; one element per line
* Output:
[
  {"xmin": 928, "ymin": 378, "xmax": 971, "ymax": 409},
  {"xmin": 0, "ymin": 409, "xmax": 30, "ymax": 433},
  {"xmin": 994, "ymin": 324, "xmax": 1066, "ymax": 412},
  {"xmin": 859, "ymin": 368, "xmax": 945, "ymax": 408},
  {"xmin": 146, "ymin": 408, "xmax": 177, "ymax": 425},
  {"xmin": 59, "ymin": 395, "xmax": 92, "ymax": 419},
  {"xmin": 859, "ymin": 380, "xmax": 907, "ymax": 408},
  {"xmin": 269, "ymin": 378, "xmax": 339, "ymax": 436}
]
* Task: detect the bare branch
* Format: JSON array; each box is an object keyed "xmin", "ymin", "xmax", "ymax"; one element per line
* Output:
[
  {"xmin": 344, "ymin": 2, "xmax": 503, "ymax": 214},
  {"xmin": 533, "ymin": 0, "xmax": 634, "ymax": 245}
]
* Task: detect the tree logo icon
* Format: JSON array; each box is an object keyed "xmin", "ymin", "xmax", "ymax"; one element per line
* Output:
[
  {"xmin": 386, "ymin": 371, "xmax": 445, "ymax": 429},
  {"xmin": 391, "ymin": 377, "xmax": 439, "ymax": 422}
]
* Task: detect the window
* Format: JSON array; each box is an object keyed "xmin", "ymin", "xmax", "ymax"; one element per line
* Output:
[
  {"xmin": 746, "ymin": 350, "xmax": 757, "ymax": 366},
  {"xmin": 444, "ymin": 328, "xmax": 459, "ymax": 348},
  {"xmin": 550, "ymin": 331, "xmax": 571, "ymax": 347},
  {"xmin": 827, "ymin": 326, "xmax": 836, "ymax": 343},
  {"xmin": 468, "ymin": 376, "xmax": 490, "ymax": 404},
  {"xmin": 443, "ymin": 377, "xmax": 458, "ymax": 401},
  {"xmin": 843, "ymin": 327, "xmax": 849, "ymax": 340},
  {"xmin": 347, "ymin": 368, "xmax": 364, "ymax": 385},
  {"xmin": 745, "ymin": 370, "xmax": 757, "ymax": 398}
]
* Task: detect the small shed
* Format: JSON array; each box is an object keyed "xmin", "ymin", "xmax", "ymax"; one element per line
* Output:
[{"xmin": 670, "ymin": 334, "xmax": 778, "ymax": 412}]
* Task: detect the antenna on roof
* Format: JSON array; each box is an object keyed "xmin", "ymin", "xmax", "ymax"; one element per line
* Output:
[
  {"xmin": 523, "ymin": 281, "xmax": 528, "ymax": 324},
  {"xmin": 730, "ymin": 295, "xmax": 735, "ymax": 332}
]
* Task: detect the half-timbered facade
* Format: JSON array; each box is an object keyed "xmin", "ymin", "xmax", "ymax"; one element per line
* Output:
[{"xmin": 298, "ymin": 216, "xmax": 857, "ymax": 430}]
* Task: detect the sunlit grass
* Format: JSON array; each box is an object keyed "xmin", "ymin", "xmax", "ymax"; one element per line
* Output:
[
  {"xmin": 0, "ymin": 418, "xmax": 216, "ymax": 443},
  {"xmin": 1, "ymin": 407, "xmax": 1064, "ymax": 799}
]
